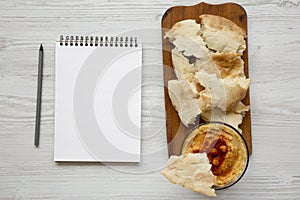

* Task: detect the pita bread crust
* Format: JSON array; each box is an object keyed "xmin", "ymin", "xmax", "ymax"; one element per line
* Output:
[
  {"xmin": 199, "ymin": 14, "xmax": 245, "ymax": 36},
  {"xmin": 168, "ymin": 80, "xmax": 201, "ymax": 126},
  {"xmin": 199, "ymin": 14, "xmax": 246, "ymax": 54},
  {"xmin": 171, "ymin": 48, "xmax": 195, "ymax": 79},
  {"xmin": 195, "ymin": 53, "xmax": 245, "ymax": 79},
  {"xmin": 201, "ymin": 102, "xmax": 250, "ymax": 132},
  {"xmin": 171, "ymin": 48, "xmax": 203, "ymax": 97},
  {"xmin": 212, "ymin": 53, "xmax": 245, "ymax": 78},
  {"xmin": 166, "ymin": 19, "xmax": 209, "ymax": 59},
  {"xmin": 195, "ymin": 70, "xmax": 250, "ymax": 111},
  {"xmin": 161, "ymin": 153, "xmax": 216, "ymax": 197},
  {"xmin": 165, "ymin": 19, "xmax": 200, "ymax": 41},
  {"xmin": 232, "ymin": 102, "xmax": 250, "ymax": 114},
  {"xmin": 172, "ymin": 35, "xmax": 209, "ymax": 59}
]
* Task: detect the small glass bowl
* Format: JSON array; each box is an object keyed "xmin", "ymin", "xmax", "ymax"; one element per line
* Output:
[{"xmin": 180, "ymin": 121, "xmax": 249, "ymax": 190}]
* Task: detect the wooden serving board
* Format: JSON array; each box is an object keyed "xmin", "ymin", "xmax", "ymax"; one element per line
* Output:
[{"xmin": 161, "ymin": 2, "xmax": 252, "ymax": 156}]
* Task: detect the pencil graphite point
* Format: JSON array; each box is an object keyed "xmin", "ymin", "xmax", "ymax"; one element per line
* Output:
[{"xmin": 40, "ymin": 44, "xmax": 43, "ymax": 51}]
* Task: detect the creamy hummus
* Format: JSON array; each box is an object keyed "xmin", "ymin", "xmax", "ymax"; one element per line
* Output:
[{"xmin": 181, "ymin": 123, "xmax": 248, "ymax": 187}]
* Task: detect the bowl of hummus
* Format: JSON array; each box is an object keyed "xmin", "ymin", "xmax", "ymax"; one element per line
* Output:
[{"xmin": 181, "ymin": 122, "xmax": 249, "ymax": 189}]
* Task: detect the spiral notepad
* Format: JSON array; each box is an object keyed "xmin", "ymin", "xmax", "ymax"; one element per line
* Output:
[{"xmin": 54, "ymin": 35, "xmax": 142, "ymax": 162}]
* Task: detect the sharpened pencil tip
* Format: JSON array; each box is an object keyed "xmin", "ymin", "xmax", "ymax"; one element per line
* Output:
[{"xmin": 39, "ymin": 44, "xmax": 43, "ymax": 51}]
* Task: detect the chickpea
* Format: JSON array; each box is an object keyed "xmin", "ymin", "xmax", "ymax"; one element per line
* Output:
[
  {"xmin": 212, "ymin": 157, "xmax": 219, "ymax": 166},
  {"xmin": 210, "ymin": 148, "xmax": 218, "ymax": 155},
  {"xmin": 220, "ymin": 145, "xmax": 227, "ymax": 152}
]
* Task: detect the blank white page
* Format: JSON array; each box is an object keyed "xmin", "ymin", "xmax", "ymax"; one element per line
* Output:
[{"xmin": 54, "ymin": 39, "xmax": 142, "ymax": 162}]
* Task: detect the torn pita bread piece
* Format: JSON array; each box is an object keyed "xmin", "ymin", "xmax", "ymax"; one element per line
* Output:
[
  {"xmin": 177, "ymin": 73, "xmax": 203, "ymax": 99},
  {"xmin": 201, "ymin": 102, "xmax": 250, "ymax": 132},
  {"xmin": 195, "ymin": 52, "xmax": 245, "ymax": 79},
  {"xmin": 232, "ymin": 101, "xmax": 250, "ymax": 114},
  {"xmin": 168, "ymin": 80, "xmax": 201, "ymax": 126},
  {"xmin": 165, "ymin": 19, "xmax": 209, "ymax": 59},
  {"xmin": 171, "ymin": 48, "xmax": 204, "ymax": 97},
  {"xmin": 173, "ymin": 35, "xmax": 209, "ymax": 59},
  {"xmin": 171, "ymin": 48, "xmax": 195, "ymax": 80},
  {"xmin": 164, "ymin": 19, "xmax": 200, "ymax": 42},
  {"xmin": 195, "ymin": 70, "xmax": 250, "ymax": 111},
  {"xmin": 161, "ymin": 153, "xmax": 216, "ymax": 197},
  {"xmin": 211, "ymin": 53, "xmax": 245, "ymax": 78},
  {"xmin": 199, "ymin": 14, "xmax": 246, "ymax": 54}
]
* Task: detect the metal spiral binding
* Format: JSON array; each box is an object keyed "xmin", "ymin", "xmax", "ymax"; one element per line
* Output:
[
  {"xmin": 105, "ymin": 36, "xmax": 108, "ymax": 46},
  {"xmin": 59, "ymin": 35, "xmax": 138, "ymax": 47}
]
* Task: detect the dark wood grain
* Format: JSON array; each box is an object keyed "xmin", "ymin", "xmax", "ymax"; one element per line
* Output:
[{"xmin": 161, "ymin": 2, "xmax": 252, "ymax": 156}]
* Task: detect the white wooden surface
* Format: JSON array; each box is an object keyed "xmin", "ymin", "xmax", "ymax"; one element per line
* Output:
[{"xmin": 1, "ymin": 0, "xmax": 300, "ymax": 199}]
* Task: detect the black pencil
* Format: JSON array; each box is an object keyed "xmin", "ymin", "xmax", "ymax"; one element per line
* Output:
[{"xmin": 34, "ymin": 44, "xmax": 44, "ymax": 147}]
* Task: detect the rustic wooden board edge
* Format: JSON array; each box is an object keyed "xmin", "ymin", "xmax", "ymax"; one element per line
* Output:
[{"xmin": 161, "ymin": 2, "xmax": 252, "ymax": 157}]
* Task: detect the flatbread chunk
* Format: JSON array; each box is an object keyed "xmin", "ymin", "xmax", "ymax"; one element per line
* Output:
[
  {"xmin": 168, "ymin": 80, "xmax": 201, "ymax": 126},
  {"xmin": 161, "ymin": 153, "xmax": 216, "ymax": 197},
  {"xmin": 173, "ymin": 35, "xmax": 209, "ymax": 59},
  {"xmin": 171, "ymin": 48, "xmax": 195, "ymax": 80},
  {"xmin": 195, "ymin": 52, "xmax": 245, "ymax": 79},
  {"xmin": 195, "ymin": 70, "xmax": 250, "ymax": 111},
  {"xmin": 199, "ymin": 14, "xmax": 246, "ymax": 54},
  {"xmin": 201, "ymin": 102, "xmax": 250, "ymax": 132},
  {"xmin": 165, "ymin": 19, "xmax": 201, "ymax": 41}
]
